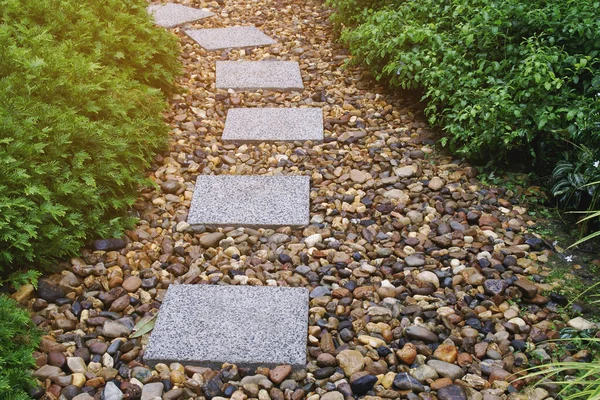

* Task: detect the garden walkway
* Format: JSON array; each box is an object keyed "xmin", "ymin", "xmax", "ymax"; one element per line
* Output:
[{"xmin": 25, "ymin": 1, "xmax": 597, "ymax": 399}]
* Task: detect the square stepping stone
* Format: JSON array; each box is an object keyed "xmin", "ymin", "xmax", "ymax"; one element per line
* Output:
[
  {"xmin": 216, "ymin": 61, "xmax": 303, "ymax": 92},
  {"xmin": 144, "ymin": 285, "xmax": 309, "ymax": 369},
  {"xmin": 147, "ymin": 3, "xmax": 213, "ymax": 28},
  {"xmin": 188, "ymin": 175, "xmax": 310, "ymax": 227},
  {"xmin": 186, "ymin": 26, "xmax": 276, "ymax": 50},
  {"xmin": 222, "ymin": 108, "xmax": 323, "ymax": 142}
]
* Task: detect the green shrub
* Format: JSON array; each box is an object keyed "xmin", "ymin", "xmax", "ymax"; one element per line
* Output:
[
  {"xmin": 0, "ymin": 295, "xmax": 41, "ymax": 400},
  {"xmin": 328, "ymin": 0, "xmax": 600, "ymax": 166},
  {"xmin": 0, "ymin": 0, "xmax": 180, "ymax": 270}
]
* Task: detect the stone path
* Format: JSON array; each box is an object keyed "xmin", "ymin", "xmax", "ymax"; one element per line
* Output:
[
  {"xmin": 151, "ymin": 1, "xmax": 313, "ymax": 372},
  {"xmin": 186, "ymin": 26, "xmax": 276, "ymax": 50},
  {"xmin": 222, "ymin": 108, "xmax": 323, "ymax": 142},
  {"xmin": 147, "ymin": 3, "xmax": 213, "ymax": 28},
  {"xmin": 187, "ymin": 175, "xmax": 310, "ymax": 227},
  {"xmin": 144, "ymin": 285, "xmax": 308, "ymax": 369},
  {"xmin": 216, "ymin": 61, "xmax": 304, "ymax": 91},
  {"xmin": 23, "ymin": 1, "xmax": 594, "ymax": 400}
]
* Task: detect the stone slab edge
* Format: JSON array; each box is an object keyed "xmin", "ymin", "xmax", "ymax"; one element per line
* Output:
[
  {"xmin": 187, "ymin": 175, "xmax": 310, "ymax": 228},
  {"xmin": 185, "ymin": 26, "xmax": 276, "ymax": 50},
  {"xmin": 147, "ymin": 4, "xmax": 214, "ymax": 28},
  {"xmin": 143, "ymin": 285, "xmax": 309, "ymax": 369},
  {"xmin": 215, "ymin": 61, "xmax": 304, "ymax": 92},
  {"xmin": 222, "ymin": 108, "xmax": 324, "ymax": 143}
]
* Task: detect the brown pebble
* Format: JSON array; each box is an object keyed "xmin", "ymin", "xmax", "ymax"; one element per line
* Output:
[
  {"xmin": 269, "ymin": 364, "xmax": 292, "ymax": 384},
  {"xmin": 122, "ymin": 276, "xmax": 142, "ymax": 293}
]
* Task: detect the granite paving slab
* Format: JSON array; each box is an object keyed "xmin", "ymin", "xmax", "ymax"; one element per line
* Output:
[
  {"xmin": 144, "ymin": 285, "xmax": 309, "ymax": 369},
  {"xmin": 185, "ymin": 26, "xmax": 276, "ymax": 50},
  {"xmin": 147, "ymin": 3, "xmax": 213, "ymax": 28},
  {"xmin": 188, "ymin": 175, "xmax": 310, "ymax": 227},
  {"xmin": 222, "ymin": 108, "xmax": 323, "ymax": 142},
  {"xmin": 216, "ymin": 61, "xmax": 303, "ymax": 92}
]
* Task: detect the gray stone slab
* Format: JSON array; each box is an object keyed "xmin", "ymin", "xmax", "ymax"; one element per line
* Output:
[
  {"xmin": 222, "ymin": 108, "xmax": 323, "ymax": 142},
  {"xmin": 216, "ymin": 61, "xmax": 303, "ymax": 92},
  {"xmin": 144, "ymin": 285, "xmax": 309, "ymax": 369},
  {"xmin": 185, "ymin": 26, "xmax": 276, "ymax": 50},
  {"xmin": 147, "ymin": 3, "xmax": 213, "ymax": 28},
  {"xmin": 188, "ymin": 175, "xmax": 310, "ymax": 227}
]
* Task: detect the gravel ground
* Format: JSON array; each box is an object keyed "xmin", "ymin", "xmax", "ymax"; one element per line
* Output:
[{"xmin": 15, "ymin": 0, "xmax": 600, "ymax": 399}]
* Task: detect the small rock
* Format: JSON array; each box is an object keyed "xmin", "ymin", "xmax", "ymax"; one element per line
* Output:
[
  {"xmin": 437, "ymin": 384, "xmax": 467, "ymax": 400},
  {"xmin": 433, "ymin": 343, "xmax": 458, "ymax": 363},
  {"xmin": 101, "ymin": 381, "xmax": 123, "ymax": 400},
  {"xmin": 102, "ymin": 320, "xmax": 132, "ymax": 338},
  {"xmin": 67, "ymin": 357, "xmax": 87, "ymax": 373},
  {"xmin": 37, "ymin": 279, "xmax": 65, "ymax": 303},
  {"xmin": 140, "ymin": 382, "xmax": 163, "ymax": 400},
  {"xmin": 33, "ymin": 364, "xmax": 64, "ymax": 380},
  {"xmin": 405, "ymin": 325, "xmax": 438, "ymax": 343},
  {"xmin": 199, "ymin": 232, "xmax": 226, "ymax": 248},
  {"xmin": 336, "ymin": 349, "xmax": 364, "ymax": 377},
  {"xmin": 404, "ymin": 254, "xmax": 426, "ymax": 267},
  {"xmin": 122, "ymin": 276, "xmax": 142, "ymax": 293},
  {"xmin": 269, "ymin": 365, "xmax": 292, "ymax": 384},
  {"xmin": 483, "ymin": 280, "xmax": 505, "ymax": 296},
  {"xmin": 93, "ymin": 238, "xmax": 127, "ymax": 251},
  {"xmin": 350, "ymin": 169, "xmax": 367, "ymax": 183},
  {"xmin": 514, "ymin": 278, "xmax": 538, "ymax": 298},
  {"xmin": 393, "ymin": 372, "xmax": 424, "ymax": 392},
  {"xmin": 417, "ymin": 271, "xmax": 439, "ymax": 288},
  {"xmin": 394, "ymin": 166, "xmax": 417, "ymax": 178},
  {"xmin": 48, "ymin": 351, "xmax": 66, "ymax": 368},
  {"xmin": 320, "ymin": 392, "xmax": 344, "ymax": 400},
  {"xmin": 161, "ymin": 179, "xmax": 181, "ymax": 194},
  {"xmin": 350, "ymin": 375, "xmax": 377, "ymax": 396},
  {"xmin": 304, "ymin": 234, "xmax": 322, "ymax": 248},
  {"xmin": 427, "ymin": 360, "xmax": 465, "ymax": 381},
  {"xmin": 568, "ymin": 317, "xmax": 596, "ymax": 330},
  {"xmin": 428, "ymin": 177, "xmax": 445, "ymax": 191}
]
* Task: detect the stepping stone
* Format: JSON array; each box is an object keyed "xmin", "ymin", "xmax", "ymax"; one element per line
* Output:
[
  {"xmin": 186, "ymin": 26, "xmax": 276, "ymax": 50},
  {"xmin": 188, "ymin": 175, "xmax": 310, "ymax": 227},
  {"xmin": 216, "ymin": 61, "xmax": 303, "ymax": 92},
  {"xmin": 223, "ymin": 108, "xmax": 323, "ymax": 142},
  {"xmin": 147, "ymin": 3, "xmax": 213, "ymax": 28},
  {"xmin": 144, "ymin": 284, "xmax": 309, "ymax": 368}
]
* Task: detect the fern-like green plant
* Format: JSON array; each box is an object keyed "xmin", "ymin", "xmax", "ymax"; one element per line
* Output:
[
  {"xmin": 0, "ymin": 0, "xmax": 180, "ymax": 271},
  {"xmin": 0, "ymin": 295, "xmax": 41, "ymax": 400}
]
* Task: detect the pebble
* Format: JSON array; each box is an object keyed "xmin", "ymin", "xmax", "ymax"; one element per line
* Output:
[
  {"xmin": 336, "ymin": 350, "xmax": 364, "ymax": 377},
  {"xmin": 393, "ymin": 372, "xmax": 425, "ymax": 392},
  {"xmin": 405, "ymin": 325, "xmax": 439, "ymax": 343},
  {"xmin": 567, "ymin": 317, "xmax": 596, "ymax": 330},
  {"xmin": 437, "ymin": 384, "xmax": 468, "ymax": 400},
  {"xmin": 320, "ymin": 392, "xmax": 344, "ymax": 400},
  {"xmin": 140, "ymin": 382, "xmax": 163, "ymax": 400},
  {"xmin": 101, "ymin": 381, "xmax": 123, "ymax": 400},
  {"xmin": 427, "ymin": 360, "xmax": 465, "ymax": 380}
]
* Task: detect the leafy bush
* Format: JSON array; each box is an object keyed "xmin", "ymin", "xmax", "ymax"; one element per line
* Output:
[
  {"xmin": 328, "ymin": 0, "xmax": 600, "ymax": 166},
  {"xmin": 0, "ymin": 295, "xmax": 41, "ymax": 400},
  {"xmin": 0, "ymin": 0, "xmax": 180, "ymax": 270}
]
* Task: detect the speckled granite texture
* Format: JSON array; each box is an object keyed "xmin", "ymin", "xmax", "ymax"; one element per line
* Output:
[
  {"xmin": 222, "ymin": 108, "xmax": 323, "ymax": 142},
  {"xmin": 147, "ymin": 3, "xmax": 213, "ymax": 28},
  {"xmin": 185, "ymin": 26, "xmax": 276, "ymax": 50},
  {"xmin": 216, "ymin": 61, "xmax": 304, "ymax": 92},
  {"xmin": 187, "ymin": 175, "xmax": 310, "ymax": 227},
  {"xmin": 144, "ymin": 285, "xmax": 309, "ymax": 369}
]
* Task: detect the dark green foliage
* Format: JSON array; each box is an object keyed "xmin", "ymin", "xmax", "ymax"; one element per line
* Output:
[
  {"xmin": 0, "ymin": 295, "xmax": 41, "ymax": 400},
  {"xmin": 328, "ymin": 0, "xmax": 600, "ymax": 166},
  {"xmin": 0, "ymin": 0, "xmax": 180, "ymax": 271}
]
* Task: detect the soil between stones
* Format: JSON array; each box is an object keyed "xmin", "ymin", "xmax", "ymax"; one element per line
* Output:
[{"xmin": 17, "ymin": 0, "xmax": 599, "ymax": 399}]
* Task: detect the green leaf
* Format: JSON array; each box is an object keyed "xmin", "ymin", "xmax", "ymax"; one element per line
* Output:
[{"xmin": 129, "ymin": 315, "xmax": 157, "ymax": 338}]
